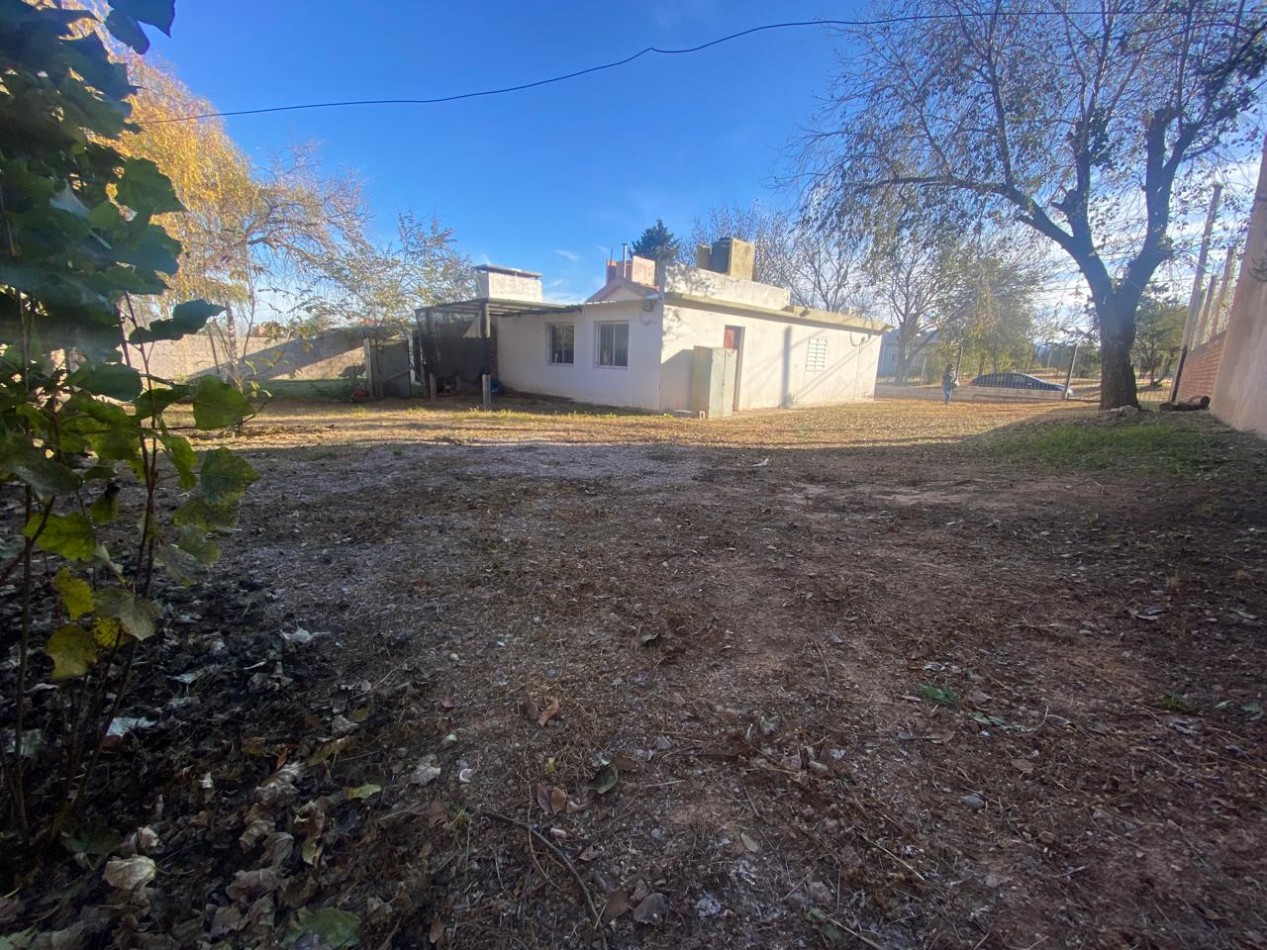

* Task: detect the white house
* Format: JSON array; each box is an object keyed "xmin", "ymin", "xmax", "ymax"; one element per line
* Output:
[{"xmin": 416, "ymin": 239, "xmax": 887, "ymax": 416}]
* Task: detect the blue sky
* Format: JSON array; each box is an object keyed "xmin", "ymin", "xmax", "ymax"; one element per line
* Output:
[{"xmin": 149, "ymin": 1, "xmax": 862, "ymax": 300}]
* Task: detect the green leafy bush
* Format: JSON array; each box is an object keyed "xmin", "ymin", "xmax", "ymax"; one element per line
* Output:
[{"xmin": 1, "ymin": 0, "xmax": 256, "ymax": 848}]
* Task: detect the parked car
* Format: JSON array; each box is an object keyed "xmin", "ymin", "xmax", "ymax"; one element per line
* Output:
[{"xmin": 969, "ymin": 372, "xmax": 1074, "ymax": 397}]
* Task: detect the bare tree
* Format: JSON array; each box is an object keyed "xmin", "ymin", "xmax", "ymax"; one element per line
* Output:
[
  {"xmin": 690, "ymin": 202, "xmax": 868, "ymax": 312},
  {"xmin": 806, "ymin": 0, "xmax": 1266, "ymax": 408}
]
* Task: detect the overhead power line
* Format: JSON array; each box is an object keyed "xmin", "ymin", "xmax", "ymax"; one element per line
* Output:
[{"xmin": 152, "ymin": 12, "xmax": 1134, "ymax": 124}]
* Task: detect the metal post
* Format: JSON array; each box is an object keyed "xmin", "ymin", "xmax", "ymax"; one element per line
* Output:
[
  {"xmin": 1063, "ymin": 337, "xmax": 1079, "ymax": 399},
  {"xmin": 480, "ymin": 301, "xmax": 492, "ymax": 410},
  {"xmin": 1171, "ymin": 184, "xmax": 1223, "ymax": 401}
]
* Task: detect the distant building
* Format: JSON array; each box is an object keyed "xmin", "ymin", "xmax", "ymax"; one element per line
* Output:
[{"xmin": 416, "ymin": 239, "xmax": 887, "ymax": 416}]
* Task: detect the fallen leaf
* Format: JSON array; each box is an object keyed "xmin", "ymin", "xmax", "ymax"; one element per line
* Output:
[
  {"xmin": 538, "ymin": 698, "xmax": 560, "ymax": 728},
  {"xmin": 439, "ymin": 697, "xmax": 458, "ymax": 710},
  {"xmin": 740, "ymin": 831, "xmax": 760, "ymax": 853},
  {"xmin": 1011, "ymin": 758, "xmax": 1035, "ymax": 774},
  {"xmin": 602, "ymin": 890, "xmax": 631, "ymax": 923},
  {"xmin": 429, "ymin": 917, "xmax": 444, "ymax": 944},
  {"xmin": 631, "ymin": 892, "xmax": 667, "ymax": 925},
  {"xmin": 521, "ymin": 696, "xmax": 539, "ymax": 722},
  {"xmin": 425, "ymin": 800, "xmax": 448, "ymax": 827},
  {"xmin": 286, "ymin": 907, "xmax": 360, "ymax": 949},
  {"xmin": 307, "ymin": 736, "xmax": 354, "ymax": 766},
  {"xmin": 549, "ymin": 786, "xmax": 568, "ymax": 814},
  {"xmin": 640, "ymin": 631, "xmax": 661, "ymax": 646},
  {"xmin": 578, "ymin": 845, "xmax": 598, "ymax": 862},
  {"xmin": 347, "ymin": 783, "xmax": 382, "ymax": 800},
  {"xmin": 535, "ymin": 783, "xmax": 552, "ymax": 814},
  {"xmin": 590, "ymin": 762, "xmax": 619, "ymax": 795},
  {"xmin": 104, "ymin": 856, "xmax": 156, "ymax": 892}
]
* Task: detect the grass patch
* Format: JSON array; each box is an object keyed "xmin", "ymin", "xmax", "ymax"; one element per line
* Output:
[{"xmin": 982, "ymin": 414, "xmax": 1218, "ymax": 473}]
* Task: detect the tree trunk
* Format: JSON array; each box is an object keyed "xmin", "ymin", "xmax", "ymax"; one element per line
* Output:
[
  {"xmin": 1098, "ymin": 298, "xmax": 1140, "ymax": 409},
  {"xmin": 894, "ymin": 343, "xmax": 909, "ymax": 384}
]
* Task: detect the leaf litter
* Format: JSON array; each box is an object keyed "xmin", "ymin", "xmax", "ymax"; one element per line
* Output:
[{"xmin": 5, "ymin": 398, "xmax": 1267, "ymax": 948}]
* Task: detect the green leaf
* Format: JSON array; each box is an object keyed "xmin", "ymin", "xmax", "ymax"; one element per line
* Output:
[
  {"xmin": 115, "ymin": 223, "xmax": 180, "ymax": 275},
  {"xmin": 129, "ymin": 300, "xmax": 223, "ymax": 344},
  {"xmin": 346, "ymin": 784, "xmax": 382, "ymax": 801},
  {"xmin": 172, "ymin": 497, "xmax": 239, "ymax": 531},
  {"xmin": 919, "ymin": 684, "xmax": 960, "ymax": 707},
  {"xmin": 26, "ymin": 512, "xmax": 97, "ymax": 562},
  {"xmin": 160, "ymin": 433, "xmax": 196, "ymax": 489},
  {"xmin": 89, "ymin": 200, "xmax": 123, "ymax": 231},
  {"xmin": 111, "ymin": 0, "xmax": 174, "ymax": 34},
  {"xmin": 55, "ymin": 567, "xmax": 94, "ymax": 620},
  {"xmin": 199, "ymin": 447, "xmax": 257, "ymax": 505},
  {"xmin": 132, "ymin": 382, "xmax": 189, "ymax": 419},
  {"xmin": 46, "ymin": 624, "xmax": 99, "ymax": 680},
  {"xmin": 115, "ymin": 158, "xmax": 182, "ymax": 217},
  {"xmin": 590, "ymin": 762, "xmax": 619, "ymax": 795},
  {"xmin": 7, "ymin": 453, "xmax": 81, "ymax": 498},
  {"xmin": 88, "ymin": 483, "xmax": 120, "ymax": 524},
  {"xmin": 285, "ymin": 907, "xmax": 361, "ymax": 949},
  {"xmin": 93, "ymin": 617, "xmax": 126, "ymax": 648},
  {"xmin": 95, "ymin": 589, "xmax": 159, "ymax": 641},
  {"xmin": 175, "ymin": 524, "xmax": 219, "ymax": 563},
  {"xmin": 190, "ymin": 375, "xmax": 252, "ymax": 430},
  {"xmin": 104, "ymin": 9, "xmax": 149, "ymax": 53},
  {"xmin": 153, "ymin": 544, "xmax": 201, "ymax": 585},
  {"xmin": 69, "ymin": 362, "xmax": 143, "ymax": 401}
]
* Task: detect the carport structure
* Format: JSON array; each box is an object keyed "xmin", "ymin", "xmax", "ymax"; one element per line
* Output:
[{"xmin": 415, "ymin": 291, "xmax": 580, "ymax": 408}]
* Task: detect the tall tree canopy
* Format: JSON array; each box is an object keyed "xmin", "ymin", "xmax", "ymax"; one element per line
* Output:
[
  {"xmin": 807, "ymin": 0, "xmax": 1266, "ymax": 408},
  {"xmin": 631, "ymin": 218, "xmax": 681, "ymax": 264}
]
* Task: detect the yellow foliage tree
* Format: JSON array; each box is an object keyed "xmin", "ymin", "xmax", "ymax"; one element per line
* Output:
[{"xmin": 115, "ymin": 56, "xmax": 365, "ymax": 383}]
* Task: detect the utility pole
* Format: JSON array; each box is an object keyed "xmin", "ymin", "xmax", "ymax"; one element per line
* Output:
[{"xmin": 1170, "ymin": 184, "xmax": 1223, "ymax": 401}]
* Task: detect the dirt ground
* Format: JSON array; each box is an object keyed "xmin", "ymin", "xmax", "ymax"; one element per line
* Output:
[{"xmin": 6, "ymin": 395, "xmax": 1267, "ymax": 949}]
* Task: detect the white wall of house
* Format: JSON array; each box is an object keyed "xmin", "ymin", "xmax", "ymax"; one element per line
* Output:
[
  {"xmin": 495, "ymin": 300, "xmax": 663, "ymax": 409},
  {"xmin": 662, "ymin": 262, "xmax": 791, "ymax": 310},
  {"xmin": 658, "ymin": 304, "xmax": 882, "ymax": 411}
]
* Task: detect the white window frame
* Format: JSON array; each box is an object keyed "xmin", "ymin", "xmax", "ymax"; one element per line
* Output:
[
  {"xmin": 548, "ymin": 323, "xmax": 575, "ymax": 365},
  {"xmin": 595, "ymin": 321, "xmax": 629, "ymax": 369}
]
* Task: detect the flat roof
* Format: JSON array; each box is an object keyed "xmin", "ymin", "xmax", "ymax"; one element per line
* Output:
[
  {"xmin": 664, "ymin": 291, "xmax": 889, "ymax": 334},
  {"xmin": 472, "ymin": 264, "xmax": 542, "ymax": 278}
]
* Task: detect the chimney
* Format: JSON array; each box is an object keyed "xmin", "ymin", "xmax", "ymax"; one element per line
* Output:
[
  {"xmin": 708, "ymin": 237, "xmax": 755, "ymax": 282},
  {"xmin": 604, "ymin": 254, "xmax": 657, "ymax": 288},
  {"xmin": 474, "ymin": 264, "xmax": 542, "ymax": 302}
]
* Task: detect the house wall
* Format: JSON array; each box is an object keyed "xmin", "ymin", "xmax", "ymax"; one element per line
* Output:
[
  {"xmin": 659, "ymin": 303, "xmax": 882, "ymax": 411},
  {"xmin": 1212, "ymin": 137, "xmax": 1267, "ymax": 437},
  {"xmin": 494, "ymin": 301, "xmax": 662, "ymax": 409}
]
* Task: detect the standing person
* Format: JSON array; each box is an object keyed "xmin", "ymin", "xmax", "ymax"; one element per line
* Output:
[{"xmin": 942, "ymin": 363, "xmax": 958, "ymax": 404}]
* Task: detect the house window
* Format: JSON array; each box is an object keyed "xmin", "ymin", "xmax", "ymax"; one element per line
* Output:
[
  {"xmin": 596, "ymin": 322, "xmax": 629, "ymax": 368},
  {"xmin": 806, "ymin": 337, "xmax": 828, "ymax": 372},
  {"xmin": 549, "ymin": 324, "xmax": 574, "ymax": 364}
]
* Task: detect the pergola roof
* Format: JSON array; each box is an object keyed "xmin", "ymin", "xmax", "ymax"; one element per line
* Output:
[{"xmin": 415, "ymin": 297, "xmax": 581, "ymax": 320}]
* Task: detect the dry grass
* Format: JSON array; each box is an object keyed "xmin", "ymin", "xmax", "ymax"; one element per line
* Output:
[{"xmin": 179, "ymin": 393, "xmax": 1093, "ymax": 452}]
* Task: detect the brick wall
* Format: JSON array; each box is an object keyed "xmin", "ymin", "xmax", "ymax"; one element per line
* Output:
[{"xmin": 1178, "ymin": 332, "xmax": 1225, "ymax": 402}]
